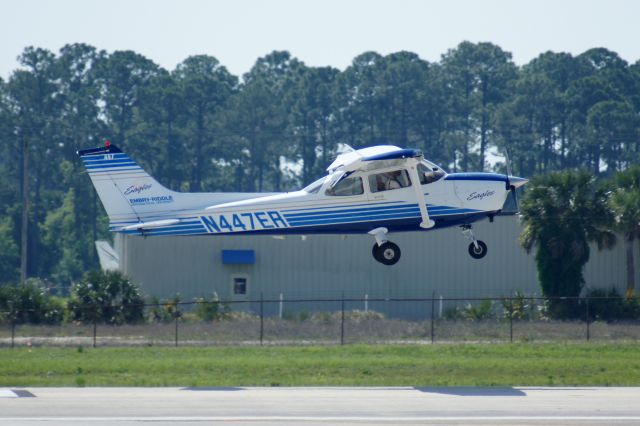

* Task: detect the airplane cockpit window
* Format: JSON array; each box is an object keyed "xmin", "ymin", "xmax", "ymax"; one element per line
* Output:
[
  {"xmin": 368, "ymin": 169, "xmax": 412, "ymax": 193},
  {"xmin": 325, "ymin": 176, "xmax": 364, "ymax": 196},
  {"xmin": 303, "ymin": 177, "xmax": 325, "ymax": 193},
  {"xmin": 417, "ymin": 163, "xmax": 445, "ymax": 184}
]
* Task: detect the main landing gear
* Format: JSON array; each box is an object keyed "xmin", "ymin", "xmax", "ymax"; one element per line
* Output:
[
  {"xmin": 368, "ymin": 225, "xmax": 488, "ymax": 265},
  {"xmin": 461, "ymin": 224, "xmax": 487, "ymax": 259},
  {"xmin": 368, "ymin": 227, "xmax": 401, "ymax": 266}
]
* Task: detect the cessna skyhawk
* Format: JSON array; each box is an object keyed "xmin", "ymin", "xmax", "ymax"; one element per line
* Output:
[{"xmin": 78, "ymin": 142, "xmax": 526, "ymax": 265}]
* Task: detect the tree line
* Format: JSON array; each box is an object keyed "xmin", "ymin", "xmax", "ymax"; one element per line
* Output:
[{"xmin": 0, "ymin": 41, "xmax": 639, "ymax": 288}]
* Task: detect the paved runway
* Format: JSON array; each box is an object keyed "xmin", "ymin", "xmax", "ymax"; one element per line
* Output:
[{"xmin": 1, "ymin": 386, "xmax": 640, "ymax": 425}]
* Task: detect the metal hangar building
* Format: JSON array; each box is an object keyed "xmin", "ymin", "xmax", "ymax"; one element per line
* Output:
[{"xmin": 111, "ymin": 216, "xmax": 633, "ymax": 319}]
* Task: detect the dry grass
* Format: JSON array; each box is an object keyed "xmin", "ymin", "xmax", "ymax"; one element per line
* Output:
[{"xmin": 1, "ymin": 315, "xmax": 640, "ymax": 347}]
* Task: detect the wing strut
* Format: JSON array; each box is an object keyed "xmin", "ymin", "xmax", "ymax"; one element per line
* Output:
[{"xmin": 408, "ymin": 161, "xmax": 435, "ymax": 229}]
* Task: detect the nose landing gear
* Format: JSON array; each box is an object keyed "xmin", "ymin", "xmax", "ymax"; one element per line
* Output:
[
  {"xmin": 368, "ymin": 227, "xmax": 401, "ymax": 265},
  {"xmin": 461, "ymin": 224, "xmax": 487, "ymax": 259},
  {"xmin": 468, "ymin": 240, "xmax": 488, "ymax": 259}
]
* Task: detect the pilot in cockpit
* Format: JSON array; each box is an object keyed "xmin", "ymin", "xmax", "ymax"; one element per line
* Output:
[{"xmin": 376, "ymin": 171, "xmax": 402, "ymax": 191}]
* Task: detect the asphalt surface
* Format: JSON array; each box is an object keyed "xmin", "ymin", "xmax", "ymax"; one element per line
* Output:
[{"xmin": 1, "ymin": 386, "xmax": 640, "ymax": 425}]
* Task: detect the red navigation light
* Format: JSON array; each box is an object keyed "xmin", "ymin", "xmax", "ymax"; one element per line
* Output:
[{"xmin": 105, "ymin": 140, "xmax": 111, "ymax": 148}]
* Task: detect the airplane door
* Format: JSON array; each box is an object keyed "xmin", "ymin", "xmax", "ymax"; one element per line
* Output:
[{"xmin": 366, "ymin": 169, "xmax": 415, "ymax": 204}]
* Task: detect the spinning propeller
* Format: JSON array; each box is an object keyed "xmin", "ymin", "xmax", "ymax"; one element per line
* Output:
[{"xmin": 504, "ymin": 149, "xmax": 527, "ymax": 213}]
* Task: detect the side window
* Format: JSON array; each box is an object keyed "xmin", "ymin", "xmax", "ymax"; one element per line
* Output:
[
  {"xmin": 368, "ymin": 169, "xmax": 412, "ymax": 193},
  {"xmin": 325, "ymin": 177, "xmax": 364, "ymax": 196},
  {"xmin": 417, "ymin": 163, "xmax": 445, "ymax": 185}
]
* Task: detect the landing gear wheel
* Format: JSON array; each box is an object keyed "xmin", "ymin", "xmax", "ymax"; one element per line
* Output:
[
  {"xmin": 372, "ymin": 244, "xmax": 383, "ymax": 263},
  {"xmin": 373, "ymin": 242, "xmax": 401, "ymax": 265},
  {"xmin": 468, "ymin": 240, "xmax": 487, "ymax": 259}
]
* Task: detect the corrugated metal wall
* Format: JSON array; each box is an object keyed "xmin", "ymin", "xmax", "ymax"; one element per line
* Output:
[{"xmin": 116, "ymin": 216, "xmax": 634, "ymax": 319}]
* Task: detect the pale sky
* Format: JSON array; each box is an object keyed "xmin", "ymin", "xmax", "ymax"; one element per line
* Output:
[{"xmin": 1, "ymin": 0, "xmax": 639, "ymax": 80}]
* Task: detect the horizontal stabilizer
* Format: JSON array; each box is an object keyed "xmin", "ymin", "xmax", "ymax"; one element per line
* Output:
[{"xmin": 94, "ymin": 240, "xmax": 119, "ymax": 271}]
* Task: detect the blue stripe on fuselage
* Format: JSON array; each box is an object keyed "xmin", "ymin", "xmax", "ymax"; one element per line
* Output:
[
  {"xmin": 281, "ymin": 201, "xmax": 402, "ymax": 213},
  {"xmin": 283, "ymin": 203, "xmax": 419, "ymax": 219}
]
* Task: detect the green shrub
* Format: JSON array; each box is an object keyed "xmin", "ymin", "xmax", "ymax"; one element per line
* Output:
[
  {"xmin": 148, "ymin": 293, "xmax": 204, "ymax": 323},
  {"xmin": 443, "ymin": 306, "xmax": 465, "ymax": 320},
  {"xmin": 500, "ymin": 292, "xmax": 545, "ymax": 320},
  {"xmin": 147, "ymin": 296, "xmax": 173, "ymax": 323},
  {"xmin": 462, "ymin": 300, "xmax": 495, "ymax": 320},
  {"xmin": 584, "ymin": 288, "xmax": 640, "ymax": 321},
  {"xmin": 194, "ymin": 293, "xmax": 230, "ymax": 322},
  {"xmin": 0, "ymin": 279, "xmax": 65, "ymax": 325},
  {"xmin": 442, "ymin": 300, "xmax": 497, "ymax": 321},
  {"xmin": 67, "ymin": 270, "xmax": 144, "ymax": 325},
  {"xmin": 164, "ymin": 293, "xmax": 183, "ymax": 319}
]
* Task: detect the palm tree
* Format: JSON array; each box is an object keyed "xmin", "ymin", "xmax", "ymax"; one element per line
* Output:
[
  {"xmin": 608, "ymin": 166, "xmax": 640, "ymax": 296},
  {"xmin": 520, "ymin": 170, "xmax": 616, "ymax": 318}
]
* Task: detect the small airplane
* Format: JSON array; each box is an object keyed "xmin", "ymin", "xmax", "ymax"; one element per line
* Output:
[{"xmin": 78, "ymin": 142, "xmax": 527, "ymax": 265}]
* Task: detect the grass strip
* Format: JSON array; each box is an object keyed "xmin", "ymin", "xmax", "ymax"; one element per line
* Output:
[{"xmin": 1, "ymin": 343, "xmax": 639, "ymax": 387}]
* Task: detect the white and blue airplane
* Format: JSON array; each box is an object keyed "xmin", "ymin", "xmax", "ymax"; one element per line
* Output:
[{"xmin": 78, "ymin": 142, "xmax": 527, "ymax": 265}]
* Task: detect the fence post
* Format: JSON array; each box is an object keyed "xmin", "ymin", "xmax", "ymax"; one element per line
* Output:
[
  {"xmin": 174, "ymin": 311, "xmax": 179, "ymax": 347},
  {"xmin": 585, "ymin": 297, "xmax": 590, "ymax": 342},
  {"xmin": 340, "ymin": 292, "xmax": 345, "ymax": 346},
  {"xmin": 10, "ymin": 313, "xmax": 15, "ymax": 349},
  {"xmin": 279, "ymin": 293, "xmax": 283, "ymax": 319},
  {"xmin": 430, "ymin": 291, "xmax": 435, "ymax": 344},
  {"xmin": 260, "ymin": 293, "xmax": 264, "ymax": 346},
  {"xmin": 364, "ymin": 294, "xmax": 368, "ymax": 313},
  {"xmin": 509, "ymin": 298, "xmax": 513, "ymax": 343},
  {"xmin": 92, "ymin": 318, "xmax": 97, "ymax": 348}
]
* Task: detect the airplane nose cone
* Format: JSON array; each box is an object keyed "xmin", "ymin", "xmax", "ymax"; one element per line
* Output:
[{"xmin": 508, "ymin": 176, "xmax": 528, "ymax": 189}]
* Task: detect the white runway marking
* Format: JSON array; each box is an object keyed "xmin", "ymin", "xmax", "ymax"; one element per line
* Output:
[
  {"xmin": 0, "ymin": 390, "xmax": 18, "ymax": 398},
  {"xmin": 4, "ymin": 416, "xmax": 640, "ymax": 422}
]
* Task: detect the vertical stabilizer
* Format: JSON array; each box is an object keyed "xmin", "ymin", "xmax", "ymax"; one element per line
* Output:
[{"xmin": 77, "ymin": 143, "xmax": 176, "ymax": 225}]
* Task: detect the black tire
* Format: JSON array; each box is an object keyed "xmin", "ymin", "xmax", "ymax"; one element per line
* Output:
[
  {"xmin": 372, "ymin": 244, "xmax": 383, "ymax": 263},
  {"xmin": 374, "ymin": 241, "xmax": 401, "ymax": 265},
  {"xmin": 468, "ymin": 240, "xmax": 488, "ymax": 259}
]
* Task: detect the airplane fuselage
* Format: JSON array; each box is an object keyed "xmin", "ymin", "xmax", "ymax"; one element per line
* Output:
[{"xmin": 116, "ymin": 169, "xmax": 511, "ymax": 237}]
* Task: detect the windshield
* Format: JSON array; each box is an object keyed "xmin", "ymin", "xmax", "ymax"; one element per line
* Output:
[
  {"xmin": 303, "ymin": 176, "xmax": 326, "ymax": 193},
  {"xmin": 422, "ymin": 159, "xmax": 446, "ymax": 173},
  {"xmin": 418, "ymin": 163, "xmax": 445, "ymax": 184}
]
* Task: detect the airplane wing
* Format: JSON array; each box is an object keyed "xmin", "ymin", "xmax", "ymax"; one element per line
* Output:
[{"xmin": 327, "ymin": 146, "xmax": 422, "ymax": 173}]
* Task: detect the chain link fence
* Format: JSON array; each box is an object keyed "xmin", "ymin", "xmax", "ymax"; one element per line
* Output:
[{"xmin": 1, "ymin": 295, "xmax": 640, "ymax": 347}]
